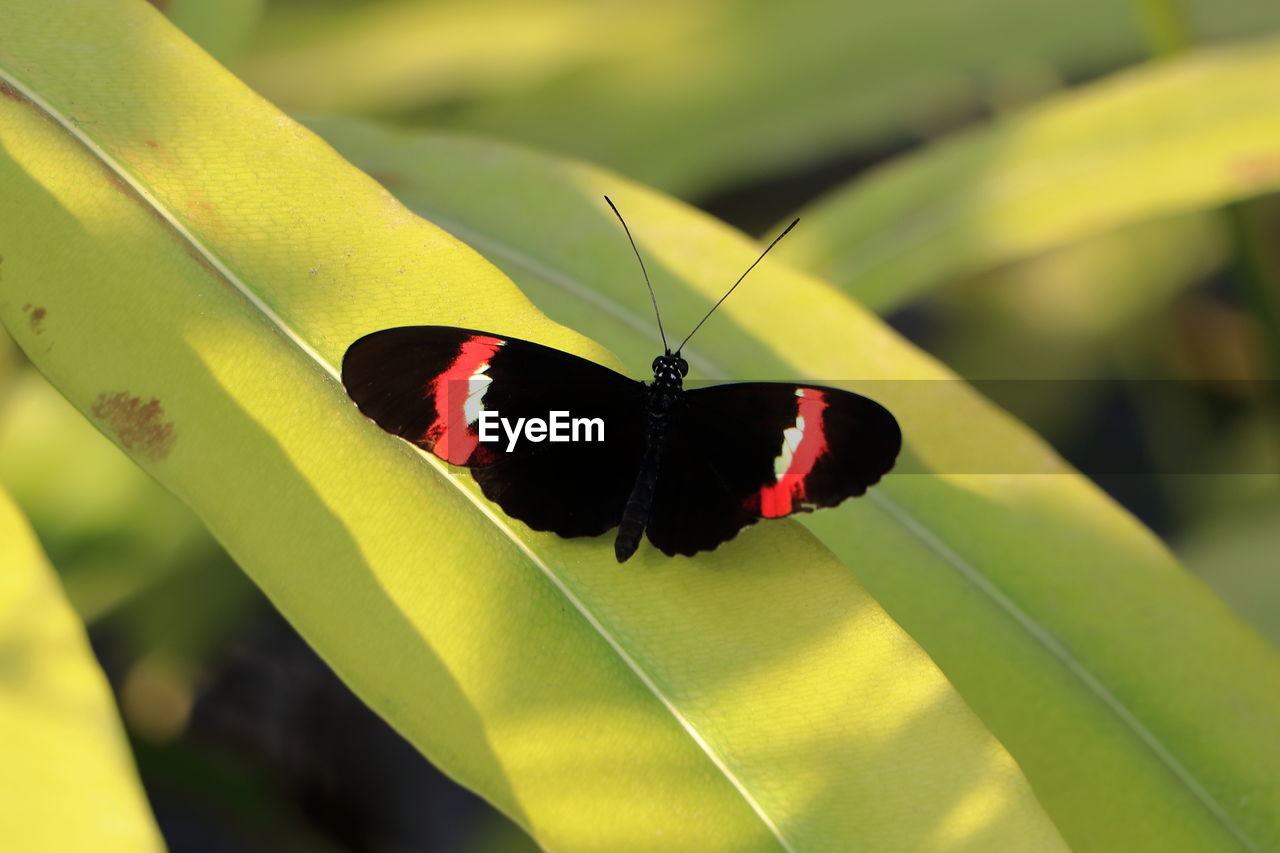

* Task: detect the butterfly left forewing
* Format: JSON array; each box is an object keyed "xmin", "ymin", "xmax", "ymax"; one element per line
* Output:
[
  {"xmin": 342, "ymin": 326, "xmax": 647, "ymax": 539},
  {"xmin": 644, "ymin": 383, "xmax": 900, "ymax": 556}
]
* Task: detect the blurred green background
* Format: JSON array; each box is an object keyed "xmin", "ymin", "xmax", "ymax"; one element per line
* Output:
[{"xmin": 2, "ymin": 0, "xmax": 1278, "ymax": 849}]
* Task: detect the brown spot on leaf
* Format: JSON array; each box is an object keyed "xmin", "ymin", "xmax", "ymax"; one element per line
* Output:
[
  {"xmin": 99, "ymin": 162, "xmax": 173, "ymax": 231},
  {"xmin": 144, "ymin": 139, "xmax": 159, "ymax": 148},
  {"xmin": 28, "ymin": 306, "xmax": 46, "ymax": 334},
  {"xmin": 183, "ymin": 187, "xmax": 227, "ymax": 235},
  {"xmin": 102, "ymin": 166, "xmax": 134, "ymax": 196},
  {"xmin": 90, "ymin": 166, "xmax": 221, "ymax": 278},
  {"xmin": 91, "ymin": 393, "xmax": 177, "ymax": 461},
  {"xmin": 0, "ymin": 82, "xmax": 30, "ymax": 104}
]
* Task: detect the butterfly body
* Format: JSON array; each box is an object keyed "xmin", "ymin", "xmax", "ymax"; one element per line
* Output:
[
  {"xmin": 341, "ymin": 328, "xmax": 900, "ymax": 562},
  {"xmin": 613, "ymin": 353, "xmax": 687, "ymax": 561}
]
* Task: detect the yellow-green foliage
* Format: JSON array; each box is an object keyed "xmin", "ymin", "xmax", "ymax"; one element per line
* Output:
[
  {"xmin": 0, "ymin": 485, "xmax": 164, "ymax": 853},
  {"xmin": 1, "ymin": 1, "xmax": 1278, "ymax": 851}
]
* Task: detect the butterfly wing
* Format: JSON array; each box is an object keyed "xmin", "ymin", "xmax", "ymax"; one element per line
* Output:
[
  {"xmin": 645, "ymin": 383, "xmax": 901, "ymax": 556},
  {"xmin": 342, "ymin": 326, "xmax": 647, "ymax": 538}
]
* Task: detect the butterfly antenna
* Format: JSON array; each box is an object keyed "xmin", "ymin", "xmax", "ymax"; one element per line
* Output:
[
  {"xmin": 675, "ymin": 217, "xmax": 799, "ymax": 353},
  {"xmin": 605, "ymin": 196, "xmax": 669, "ymax": 353}
]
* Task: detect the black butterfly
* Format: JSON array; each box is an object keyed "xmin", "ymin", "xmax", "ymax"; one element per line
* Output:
[{"xmin": 341, "ymin": 199, "xmax": 900, "ymax": 562}]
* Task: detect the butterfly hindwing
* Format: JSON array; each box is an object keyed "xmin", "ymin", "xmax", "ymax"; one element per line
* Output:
[
  {"xmin": 342, "ymin": 326, "xmax": 647, "ymax": 538},
  {"xmin": 645, "ymin": 383, "xmax": 901, "ymax": 556},
  {"xmin": 644, "ymin": 427, "xmax": 759, "ymax": 557}
]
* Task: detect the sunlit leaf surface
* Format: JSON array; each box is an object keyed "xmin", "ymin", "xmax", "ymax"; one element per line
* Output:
[{"xmin": 0, "ymin": 2, "xmax": 1067, "ymax": 850}]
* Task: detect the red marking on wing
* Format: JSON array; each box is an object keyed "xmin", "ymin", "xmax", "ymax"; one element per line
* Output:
[
  {"xmin": 754, "ymin": 389, "xmax": 830, "ymax": 518},
  {"xmin": 423, "ymin": 335, "xmax": 502, "ymax": 465}
]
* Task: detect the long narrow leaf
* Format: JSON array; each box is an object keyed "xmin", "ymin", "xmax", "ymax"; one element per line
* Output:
[
  {"xmin": 0, "ymin": 2, "xmax": 1066, "ymax": 850},
  {"xmin": 0, "ymin": 484, "xmax": 164, "ymax": 852},
  {"xmin": 778, "ymin": 36, "xmax": 1280, "ymax": 313}
]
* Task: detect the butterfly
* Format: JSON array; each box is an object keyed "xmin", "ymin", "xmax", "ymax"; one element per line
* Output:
[{"xmin": 341, "ymin": 198, "xmax": 901, "ymax": 562}]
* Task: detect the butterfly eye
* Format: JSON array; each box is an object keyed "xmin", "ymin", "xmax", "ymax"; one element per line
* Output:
[
  {"xmin": 677, "ymin": 358, "xmax": 689, "ymax": 377},
  {"xmin": 651, "ymin": 357, "xmax": 664, "ymax": 373}
]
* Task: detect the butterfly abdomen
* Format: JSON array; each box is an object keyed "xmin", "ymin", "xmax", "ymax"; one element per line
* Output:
[{"xmin": 614, "ymin": 437, "xmax": 664, "ymax": 562}]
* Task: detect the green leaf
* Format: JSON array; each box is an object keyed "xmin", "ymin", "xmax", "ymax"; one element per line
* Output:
[
  {"xmin": 0, "ymin": 483, "xmax": 164, "ymax": 852},
  {"xmin": 778, "ymin": 36, "xmax": 1280, "ymax": 313},
  {"xmin": 0, "ymin": 2, "xmax": 1065, "ymax": 850},
  {"xmin": 1179, "ymin": 492, "xmax": 1280, "ymax": 648},
  {"xmin": 241, "ymin": 0, "xmax": 1280, "ymax": 196},
  {"xmin": 306, "ymin": 116, "xmax": 1280, "ymax": 852}
]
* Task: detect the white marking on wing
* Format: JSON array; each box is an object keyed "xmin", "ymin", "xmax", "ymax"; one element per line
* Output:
[
  {"xmin": 773, "ymin": 417, "xmax": 806, "ymax": 480},
  {"xmin": 462, "ymin": 366, "xmax": 492, "ymax": 425},
  {"xmin": 462, "ymin": 341, "xmax": 503, "ymax": 426}
]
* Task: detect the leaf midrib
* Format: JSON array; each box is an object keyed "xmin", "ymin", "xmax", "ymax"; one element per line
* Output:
[{"xmin": 0, "ymin": 66, "xmax": 796, "ymax": 852}]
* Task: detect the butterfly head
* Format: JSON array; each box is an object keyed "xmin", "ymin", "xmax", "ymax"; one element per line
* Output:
[{"xmin": 651, "ymin": 353, "xmax": 689, "ymax": 388}]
